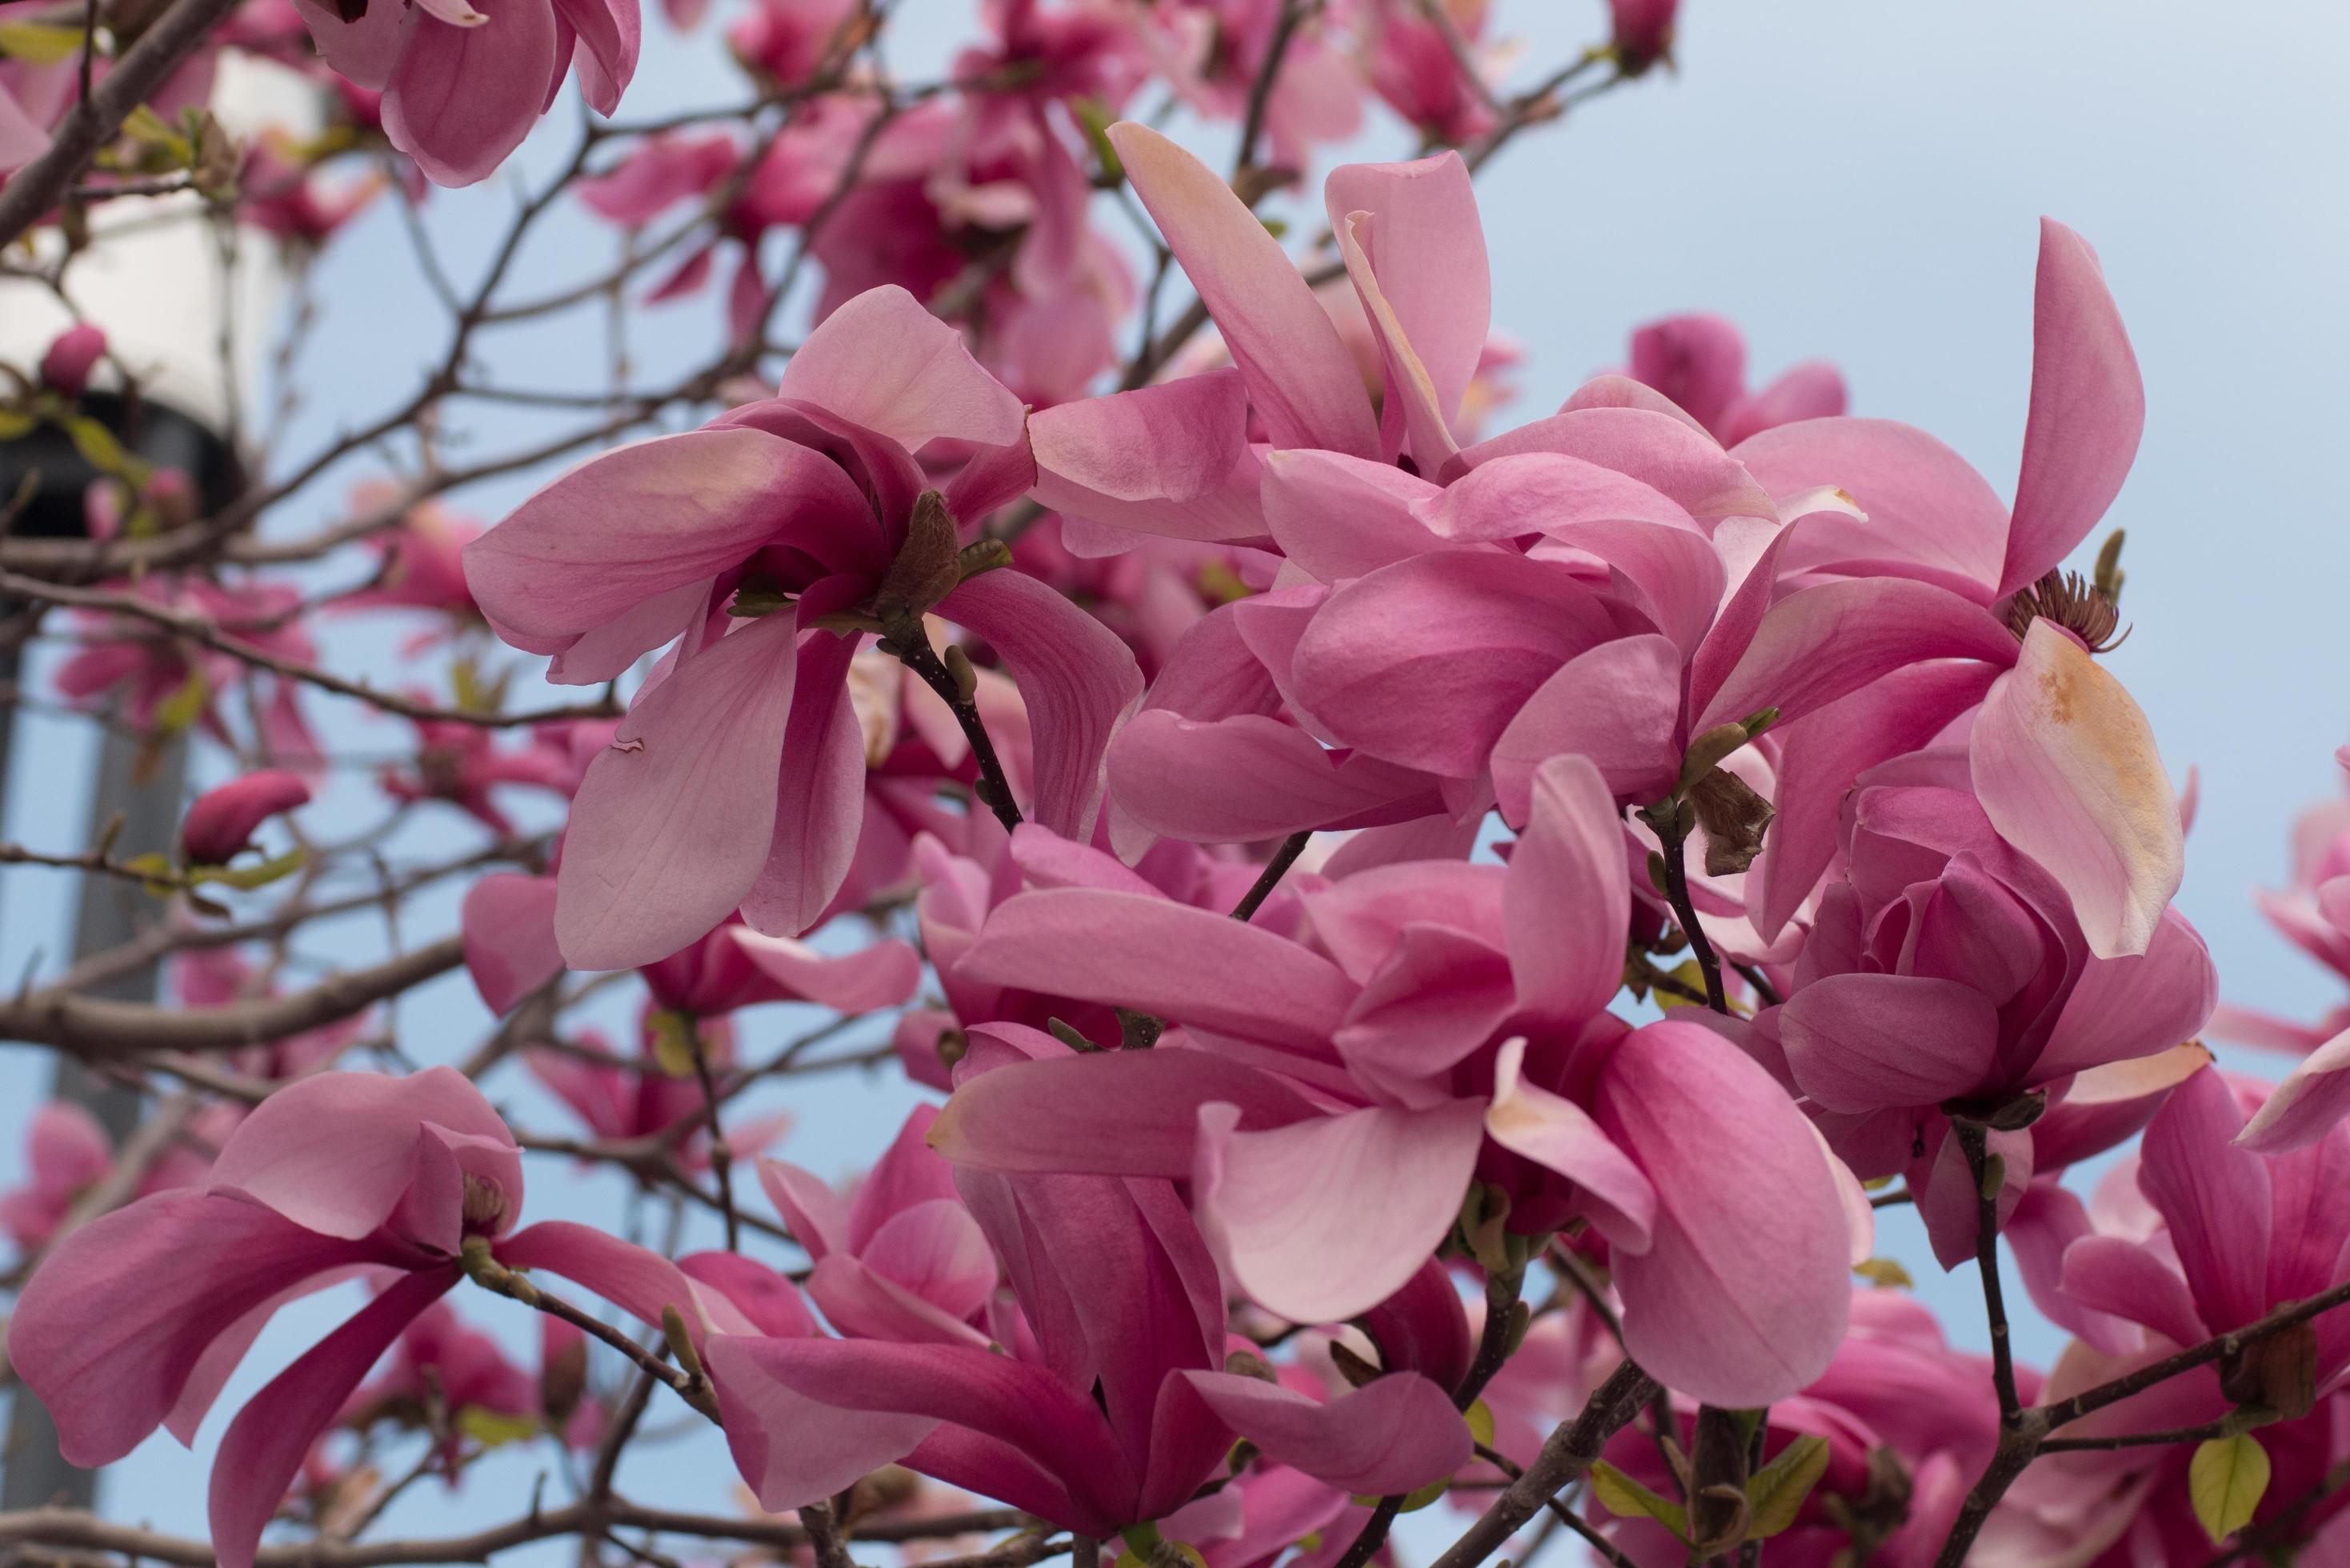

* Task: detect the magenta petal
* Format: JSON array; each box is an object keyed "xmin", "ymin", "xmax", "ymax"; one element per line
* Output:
[
  {"xmin": 463, "ymin": 428, "xmax": 866, "ymax": 643},
  {"xmin": 1358, "ymin": 1260, "xmax": 1474, "ymax": 1390},
  {"xmin": 679, "ymin": 1251, "xmax": 819, "ymax": 1337},
  {"xmin": 1485, "ymin": 1038, "xmax": 1654, "ymax": 1253},
  {"xmin": 1694, "ymin": 577, "xmax": 2017, "ymax": 734},
  {"xmin": 706, "ymin": 1336, "xmax": 944, "ymax": 1514},
  {"xmin": 739, "ymin": 630, "xmax": 865, "ymax": 938},
  {"xmin": 1260, "ymin": 448, "xmax": 1443, "ymax": 582},
  {"xmin": 494, "ymin": 1220, "xmax": 715, "ymax": 1343},
  {"xmin": 1971, "ymin": 620, "xmax": 2182, "ymax": 960},
  {"xmin": 2138, "ymin": 1068, "xmax": 2272, "ymax": 1334},
  {"xmin": 1595, "ymin": 1021, "xmax": 1851, "ymax": 1406},
  {"xmin": 461, "ymin": 871, "xmax": 563, "ymax": 1014},
  {"xmin": 1777, "ymin": 974, "xmax": 2002, "ymax": 1114},
  {"xmin": 1029, "ymin": 370, "xmax": 1262, "ymax": 542},
  {"xmin": 8, "ymin": 1192, "xmax": 381, "ymax": 1466},
  {"xmin": 2240, "ymin": 1026, "xmax": 2350, "ymax": 1154},
  {"xmin": 1108, "ymin": 124, "xmax": 1377, "ymax": 459},
  {"xmin": 726, "ymin": 926, "xmax": 921, "ymax": 1012},
  {"xmin": 780, "ymin": 285, "xmax": 1026, "ymax": 451},
  {"xmin": 556, "ymin": 614, "xmax": 800, "ymax": 970},
  {"xmin": 931, "ymin": 1049, "xmax": 1321, "ymax": 1176},
  {"xmin": 1289, "ymin": 552, "xmax": 1616, "ymax": 778},
  {"xmin": 958, "ymin": 888, "xmax": 1354, "ymax": 1054},
  {"xmin": 1180, "ymin": 1370, "xmax": 1471, "ymax": 1495},
  {"xmin": 210, "ymin": 1267, "xmax": 458, "ymax": 1568},
  {"xmin": 1505, "ymin": 755, "xmax": 1631, "ymax": 1030},
  {"xmin": 939, "ymin": 570, "xmax": 1144, "ymax": 840},
  {"xmin": 551, "ymin": 0, "xmax": 638, "ymax": 113},
  {"xmin": 1735, "ymin": 418, "xmax": 2008, "ymax": 595},
  {"xmin": 380, "ymin": 0, "xmax": 559, "ymax": 186},
  {"xmin": 206, "ymin": 1066, "xmax": 516, "ymax": 1241},
  {"xmin": 2034, "ymin": 906, "xmax": 2214, "ymax": 1080},
  {"xmin": 807, "ymin": 1254, "xmax": 991, "ymax": 1346},
  {"xmin": 757, "ymin": 1158, "xmax": 850, "ymax": 1259},
  {"xmin": 1998, "ymin": 218, "xmax": 2145, "ymax": 598},
  {"xmin": 1451, "ymin": 406, "xmax": 1775, "ymax": 526},
  {"xmin": 1323, "ymin": 154, "xmax": 1488, "ymax": 449},
  {"xmin": 1491, "ymin": 635, "xmax": 1682, "ymax": 826},
  {"xmin": 1107, "ymin": 711, "xmax": 1442, "ymax": 844},
  {"xmin": 2057, "ymin": 1236, "xmax": 2206, "ymax": 1350},
  {"xmin": 1194, "ymin": 1099, "xmax": 1486, "ymax": 1324}
]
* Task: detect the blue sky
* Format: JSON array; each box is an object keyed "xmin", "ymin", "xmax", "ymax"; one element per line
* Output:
[{"xmin": 4, "ymin": 0, "xmax": 2348, "ymax": 1555}]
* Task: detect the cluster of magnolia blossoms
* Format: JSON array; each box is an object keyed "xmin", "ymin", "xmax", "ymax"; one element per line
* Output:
[{"xmin": 27, "ymin": 26, "xmax": 2350, "ymax": 1562}]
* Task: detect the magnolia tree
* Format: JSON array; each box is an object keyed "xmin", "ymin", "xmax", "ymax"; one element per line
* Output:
[{"xmin": 0, "ymin": 2, "xmax": 2341, "ymax": 1566}]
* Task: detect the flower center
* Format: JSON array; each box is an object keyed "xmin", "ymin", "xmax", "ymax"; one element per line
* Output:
[{"xmin": 2003, "ymin": 568, "xmax": 2128, "ymax": 654}]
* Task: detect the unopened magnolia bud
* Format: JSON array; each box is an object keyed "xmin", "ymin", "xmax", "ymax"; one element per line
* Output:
[
  {"xmin": 943, "ymin": 642, "xmax": 979, "ymax": 702},
  {"xmin": 1678, "ymin": 722, "xmax": 1752, "ymax": 792},
  {"xmin": 661, "ymin": 1304, "xmax": 706, "ymax": 1383}
]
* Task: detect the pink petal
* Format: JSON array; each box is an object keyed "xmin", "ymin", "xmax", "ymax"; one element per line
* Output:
[
  {"xmin": 779, "ymin": 285, "xmax": 1025, "ymax": 452},
  {"xmin": 1107, "ymin": 123, "xmax": 1378, "ymax": 458},
  {"xmin": 461, "ymin": 872, "xmax": 563, "ymax": 1014},
  {"xmin": 1324, "ymin": 153, "xmax": 1487, "ymax": 448},
  {"xmin": 2238, "ymin": 1026, "xmax": 2350, "ymax": 1154},
  {"xmin": 556, "ymin": 614, "xmax": 800, "ymax": 970},
  {"xmin": 1029, "ymin": 370, "xmax": 1263, "ymax": 543},
  {"xmin": 381, "ymin": 0, "xmax": 560, "ymax": 187},
  {"xmin": 931, "ymin": 1047, "xmax": 1323, "ymax": 1177},
  {"xmin": 206, "ymin": 1066, "xmax": 517, "ymax": 1242},
  {"xmin": 725, "ymin": 926, "xmax": 921, "ymax": 1012},
  {"xmin": 1490, "ymin": 635, "xmax": 1682, "ymax": 826},
  {"xmin": 210, "ymin": 1267, "xmax": 459, "ymax": 1568},
  {"xmin": 552, "ymin": 0, "xmax": 638, "ymax": 114},
  {"xmin": 1260, "ymin": 448, "xmax": 1443, "ymax": 582},
  {"xmin": 1999, "ymin": 219, "xmax": 2144, "ymax": 598},
  {"xmin": 1289, "ymin": 552, "xmax": 1618, "ymax": 778},
  {"xmin": 7, "ymin": 1191, "xmax": 382, "ymax": 1466},
  {"xmin": 1594, "ymin": 1020, "xmax": 1851, "ymax": 1406},
  {"xmin": 1734, "ymin": 418, "xmax": 2008, "ymax": 594},
  {"xmin": 464, "ymin": 428, "xmax": 866, "ymax": 642},
  {"xmin": 1627, "ymin": 313, "xmax": 1746, "ymax": 434},
  {"xmin": 1485, "ymin": 1037, "xmax": 1654, "ymax": 1251},
  {"xmin": 1779, "ymin": 974, "xmax": 2003, "ymax": 1114},
  {"xmin": 679, "ymin": 1250, "xmax": 819, "ymax": 1337},
  {"xmin": 2056, "ymin": 1236, "xmax": 2206, "ymax": 1350},
  {"xmin": 705, "ymin": 1336, "xmax": 947, "ymax": 1515},
  {"xmin": 179, "ymin": 770, "xmax": 311, "ymax": 866},
  {"xmin": 1194, "ymin": 1099, "xmax": 1487, "ymax": 1324},
  {"xmin": 1716, "ymin": 362, "xmax": 1848, "ymax": 448},
  {"xmin": 2034, "ymin": 906, "xmax": 2214, "ymax": 1080},
  {"xmin": 939, "ymin": 569, "xmax": 1144, "ymax": 840},
  {"xmin": 1106, "ymin": 711, "xmax": 1442, "ymax": 844},
  {"xmin": 1504, "ymin": 755, "xmax": 1631, "ymax": 1029},
  {"xmin": 957, "ymin": 889, "xmax": 1353, "ymax": 1054},
  {"xmin": 1694, "ymin": 577, "xmax": 2017, "ymax": 734},
  {"xmin": 1180, "ymin": 1369, "xmax": 1471, "ymax": 1495},
  {"xmin": 2138, "ymin": 1068, "xmax": 2271, "ymax": 1334},
  {"xmin": 757, "ymin": 1158, "xmax": 850, "ymax": 1259},
  {"xmin": 494, "ymin": 1220, "xmax": 720, "ymax": 1342},
  {"xmin": 26, "ymin": 1102, "xmax": 112, "ymax": 1193},
  {"xmin": 739, "ymin": 630, "xmax": 865, "ymax": 937},
  {"xmin": 1970, "ymin": 620, "xmax": 2181, "ymax": 959},
  {"xmin": 1451, "ymin": 406, "xmax": 1776, "ymax": 526}
]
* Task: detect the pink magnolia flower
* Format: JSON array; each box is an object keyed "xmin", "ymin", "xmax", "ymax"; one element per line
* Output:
[
  {"xmin": 54, "ymin": 574, "xmax": 322, "ymax": 772},
  {"xmin": 9, "ymin": 1068, "xmax": 740, "ymax": 1568},
  {"xmin": 577, "ymin": 130, "xmax": 738, "ymax": 228},
  {"xmin": 378, "ymin": 712, "xmax": 580, "ymax": 835},
  {"xmin": 180, "ymin": 769, "xmax": 311, "ymax": 866},
  {"xmin": 175, "ymin": 947, "xmax": 371, "ymax": 1082},
  {"xmin": 1607, "ymin": 0, "xmax": 1676, "ymax": 74},
  {"xmin": 935, "ymin": 758, "xmax": 1856, "ymax": 1407},
  {"xmin": 1131, "ymin": 0, "xmax": 1366, "ymax": 173},
  {"xmin": 759, "ymin": 1105, "xmax": 998, "ymax": 1345},
  {"xmin": 1363, "ymin": 0, "xmax": 1499, "ymax": 146},
  {"xmin": 236, "ymin": 137, "xmax": 384, "ymax": 249},
  {"xmin": 1622, "ymin": 312, "xmax": 1847, "ymax": 447},
  {"xmin": 708, "ymin": 1162, "xmax": 1470, "ymax": 1536},
  {"xmin": 727, "ymin": 0, "xmax": 859, "ymax": 88},
  {"xmin": 1, "ymin": 1103, "xmax": 116, "ymax": 1254},
  {"xmin": 332, "ymin": 487, "xmax": 484, "ymax": 641},
  {"xmin": 39, "ymin": 322, "xmax": 106, "ymax": 398},
  {"xmin": 464, "ymin": 283, "xmax": 1143, "ymax": 970},
  {"xmin": 290, "ymin": 0, "xmax": 642, "ymax": 187},
  {"xmin": 1763, "ymin": 754, "xmax": 2214, "ymax": 1265},
  {"xmin": 1596, "ymin": 1290, "xmax": 2003, "ymax": 1568},
  {"xmin": 338, "ymin": 1298, "xmax": 592, "ymax": 1471},
  {"xmin": 524, "ymin": 1022, "xmax": 793, "ymax": 1174}
]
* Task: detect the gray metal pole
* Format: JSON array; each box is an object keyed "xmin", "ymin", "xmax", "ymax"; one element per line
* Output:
[{"xmin": 1, "ymin": 722, "xmax": 187, "ymax": 1510}]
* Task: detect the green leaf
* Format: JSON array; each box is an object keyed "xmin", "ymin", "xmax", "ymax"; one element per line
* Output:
[
  {"xmin": 2189, "ymin": 1434, "xmax": 2271, "ymax": 1543},
  {"xmin": 151, "ymin": 669, "xmax": 210, "ymax": 738},
  {"xmin": 63, "ymin": 415, "xmax": 147, "ymax": 484},
  {"xmin": 1464, "ymin": 1398, "xmax": 1495, "ymax": 1450},
  {"xmin": 0, "ymin": 410, "xmax": 38, "ymax": 440},
  {"xmin": 647, "ymin": 1009, "xmax": 701, "ymax": 1078},
  {"xmin": 1655, "ymin": 958, "xmax": 1710, "ymax": 1012},
  {"xmin": 1590, "ymin": 1460, "xmax": 1687, "ymax": 1540},
  {"xmin": 1852, "ymin": 1257, "xmax": 1913, "ymax": 1289},
  {"xmin": 0, "ymin": 22, "xmax": 89, "ymax": 65},
  {"xmin": 454, "ymin": 1406, "xmax": 542, "ymax": 1447},
  {"xmin": 195, "ymin": 846, "xmax": 306, "ymax": 890},
  {"xmin": 1744, "ymin": 1434, "xmax": 1831, "ymax": 1540}
]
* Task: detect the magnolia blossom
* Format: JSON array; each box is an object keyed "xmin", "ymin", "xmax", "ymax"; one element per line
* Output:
[
  {"xmin": 179, "ymin": 770, "xmax": 312, "ymax": 867},
  {"xmin": 291, "ymin": 0, "xmax": 642, "ymax": 186},
  {"xmin": 7, "ymin": 1070, "xmax": 732, "ymax": 1568},
  {"xmin": 465, "ymin": 283, "xmax": 1142, "ymax": 970}
]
